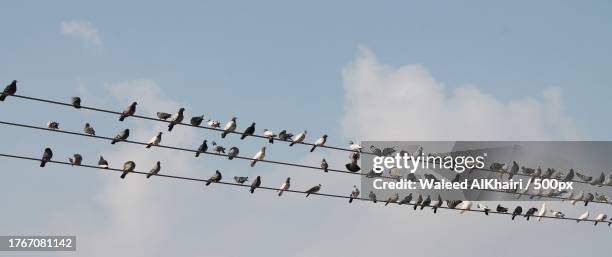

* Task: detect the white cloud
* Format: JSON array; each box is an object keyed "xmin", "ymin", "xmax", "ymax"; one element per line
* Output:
[{"xmin": 61, "ymin": 20, "xmax": 103, "ymax": 46}]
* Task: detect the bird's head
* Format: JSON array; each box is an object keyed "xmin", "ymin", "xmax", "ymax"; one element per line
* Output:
[
  {"xmin": 179, "ymin": 108, "xmax": 185, "ymax": 112},
  {"xmin": 232, "ymin": 117, "xmax": 237, "ymax": 121},
  {"xmin": 158, "ymin": 132, "xmax": 163, "ymax": 135},
  {"xmin": 261, "ymin": 146, "xmax": 266, "ymax": 151},
  {"xmin": 132, "ymin": 102, "xmax": 138, "ymax": 106},
  {"xmin": 322, "ymin": 134, "xmax": 328, "ymax": 138},
  {"xmin": 203, "ymin": 139, "xmax": 208, "ymax": 143},
  {"xmin": 12, "ymin": 80, "xmax": 17, "ymax": 84},
  {"xmin": 157, "ymin": 161, "xmax": 160, "ymax": 165},
  {"xmin": 124, "ymin": 129, "xmax": 130, "ymax": 133},
  {"xmin": 349, "ymin": 140, "xmax": 354, "ymax": 144}
]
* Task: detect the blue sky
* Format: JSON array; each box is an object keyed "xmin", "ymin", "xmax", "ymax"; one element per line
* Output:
[{"xmin": 1, "ymin": 1, "xmax": 611, "ymax": 257}]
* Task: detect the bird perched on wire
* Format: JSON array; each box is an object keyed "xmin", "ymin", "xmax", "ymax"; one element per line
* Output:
[
  {"xmin": 477, "ymin": 203, "xmax": 490, "ymax": 215},
  {"xmin": 234, "ymin": 176, "xmax": 248, "ymax": 184},
  {"xmin": 320, "ymin": 159, "xmax": 328, "ymax": 172},
  {"xmin": 47, "ymin": 121, "xmax": 59, "ymax": 130},
  {"xmin": 576, "ymin": 210, "xmax": 589, "ymax": 223},
  {"xmin": 447, "ymin": 200, "xmax": 462, "ymax": 209},
  {"xmin": 507, "ymin": 161, "xmax": 519, "ymax": 179},
  {"xmin": 511, "ymin": 206, "xmax": 523, "ymax": 220},
  {"xmin": 594, "ymin": 213, "xmax": 607, "ymax": 226},
  {"xmin": 525, "ymin": 207, "xmax": 538, "ymax": 220},
  {"xmin": 575, "ymin": 171, "xmax": 592, "ymax": 182},
  {"xmin": 562, "ymin": 168, "xmax": 574, "ymax": 182},
  {"xmin": 289, "ymin": 131, "xmax": 306, "ymax": 146},
  {"xmin": 549, "ymin": 209, "xmax": 565, "ymax": 218},
  {"xmin": 385, "ymin": 193, "xmax": 399, "ymax": 206},
  {"xmin": 120, "ymin": 161, "xmax": 136, "ymax": 179},
  {"xmin": 156, "ymin": 112, "xmax": 172, "ymax": 120},
  {"xmin": 195, "ymin": 140, "xmax": 208, "ymax": 157},
  {"xmin": 349, "ymin": 185, "xmax": 360, "ymax": 203},
  {"xmin": 221, "ymin": 117, "xmax": 237, "ymax": 138},
  {"xmin": 146, "ymin": 161, "xmax": 161, "ymax": 178},
  {"xmin": 207, "ymin": 119, "xmax": 220, "ymax": 128},
  {"xmin": 69, "ymin": 154, "xmax": 82, "ymax": 166},
  {"xmin": 241, "ymin": 122, "xmax": 256, "ymax": 140},
  {"xmin": 190, "ymin": 115, "xmax": 204, "ymax": 126},
  {"xmin": 278, "ymin": 130, "xmax": 293, "ymax": 141},
  {"xmin": 205, "ymin": 170, "xmax": 222, "ymax": 186},
  {"xmin": 420, "ymin": 195, "xmax": 431, "ymax": 210},
  {"xmin": 249, "ymin": 176, "xmax": 261, "ymax": 194},
  {"xmin": 310, "ymin": 135, "xmax": 328, "ymax": 152},
  {"xmin": 168, "ymin": 108, "xmax": 185, "ymax": 132},
  {"xmin": 304, "ymin": 185, "xmax": 321, "ymax": 197},
  {"xmin": 146, "ymin": 132, "xmax": 162, "ymax": 148},
  {"xmin": 496, "ymin": 204, "xmax": 508, "ymax": 213},
  {"xmin": 119, "ymin": 102, "xmax": 137, "ymax": 121},
  {"xmin": 263, "ymin": 129, "xmax": 275, "ymax": 143},
  {"xmin": 398, "ymin": 193, "xmax": 412, "ymax": 205},
  {"xmin": 212, "ymin": 141, "xmax": 225, "ymax": 154},
  {"xmin": 70, "ymin": 96, "xmax": 81, "ymax": 109},
  {"xmin": 349, "ymin": 141, "xmax": 362, "ymax": 152},
  {"xmin": 591, "ymin": 172, "xmax": 605, "ymax": 186},
  {"xmin": 98, "ymin": 156, "xmax": 109, "ymax": 169},
  {"xmin": 413, "ymin": 194, "xmax": 423, "ymax": 210},
  {"xmin": 250, "ymin": 146, "xmax": 265, "ymax": 167},
  {"xmin": 84, "ymin": 123, "xmax": 96, "ymax": 135},
  {"xmin": 369, "ymin": 191, "xmax": 377, "ymax": 203},
  {"xmin": 458, "ymin": 201, "xmax": 472, "ymax": 214},
  {"xmin": 0, "ymin": 80, "xmax": 17, "ymax": 101},
  {"xmin": 345, "ymin": 159, "xmax": 360, "ymax": 173},
  {"xmin": 432, "ymin": 195, "xmax": 443, "ymax": 213},
  {"xmin": 584, "ymin": 193, "xmax": 594, "ymax": 206},
  {"xmin": 278, "ymin": 177, "xmax": 290, "ymax": 196},
  {"xmin": 111, "ymin": 129, "xmax": 130, "ymax": 144},
  {"xmin": 40, "ymin": 148, "xmax": 53, "ymax": 167},
  {"xmin": 227, "ymin": 147, "xmax": 239, "ymax": 160}
]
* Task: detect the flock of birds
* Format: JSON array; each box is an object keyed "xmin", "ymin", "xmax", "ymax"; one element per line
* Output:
[{"xmin": 3, "ymin": 80, "xmax": 612, "ymax": 226}]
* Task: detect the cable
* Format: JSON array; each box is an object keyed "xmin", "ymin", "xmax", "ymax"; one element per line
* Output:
[{"xmin": 0, "ymin": 152, "xmax": 607, "ymax": 225}]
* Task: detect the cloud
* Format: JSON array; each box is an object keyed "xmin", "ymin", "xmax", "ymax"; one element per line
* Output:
[{"xmin": 60, "ymin": 20, "xmax": 103, "ymax": 46}]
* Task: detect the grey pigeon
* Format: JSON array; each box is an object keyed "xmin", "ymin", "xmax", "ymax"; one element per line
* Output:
[
  {"xmin": 305, "ymin": 184, "xmax": 321, "ymax": 197},
  {"xmin": 221, "ymin": 117, "xmax": 237, "ymax": 138},
  {"xmin": 190, "ymin": 115, "xmax": 204, "ymax": 126},
  {"xmin": 119, "ymin": 102, "xmax": 137, "ymax": 121},
  {"xmin": 70, "ymin": 96, "xmax": 81, "ymax": 109},
  {"xmin": 349, "ymin": 185, "xmax": 360, "ymax": 203},
  {"xmin": 205, "ymin": 170, "xmax": 222, "ymax": 186},
  {"xmin": 370, "ymin": 146, "xmax": 383, "ymax": 156},
  {"xmin": 591, "ymin": 172, "xmax": 605, "ymax": 186},
  {"xmin": 195, "ymin": 140, "xmax": 208, "ymax": 157},
  {"xmin": 69, "ymin": 154, "xmax": 82, "ymax": 166},
  {"xmin": 146, "ymin": 161, "xmax": 161, "ymax": 178},
  {"xmin": 512, "ymin": 206, "xmax": 523, "ymax": 220},
  {"xmin": 369, "ymin": 191, "xmax": 377, "ymax": 203},
  {"xmin": 168, "ymin": 108, "xmax": 185, "ymax": 131},
  {"xmin": 278, "ymin": 130, "xmax": 293, "ymax": 141},
  {"xmin": 227, "ymin": 147, "xmax": 239, "ymax": 160},
  {"xmin": 120, "ymin": 161, "xmax": 136, "ymax": 179},
  {"xmin": 98, "ymin": 156, "xmax": 109, "ymax": 169},
  {"xmin": 234, "ymin": 176, "xmax": 248, "ymax": 184},
  {"xmin": 432, "ymin": 195, "xmax": 443, "ymax": 213},
  {"xmin": 212, "ymin": 141, "xmax": 225, "ymax": 154},
  {"xmin": 562, "ymin": 168, "xmax": 574, "ymax": 182},
  {"xmin": 413, "ymin": 194, "xmax": 423, "ymax": 210},
  {"xmin": 40, "ymin": 148, "xmax": 53, "ymax": 167},
  {"xmin": 146, "ymin": 132, "xmax": 162, "ymax": 148},
  {"xmin": 584, "ymin": 193, "xmax": 594, "ymax": 206},
  {"xmin": 321, "ymin": 159, "xmax": 328, "ymax": 172},
  {"xmin": 111, "ymin": 129, "xmax": 129, "ymax": 144},
  {"xmin": 249, "ymin": 176, "xmax": 261, "ymax": 194},
  {"xmin": 84, "ymin": 123, "xmax": 95, "ymax": 135},
  {"xmin": 241, "ymin": 122, "xmax": 256, "ymax": 140},
  {"xmin": 310, "ymin": 134, "xmax": 328, "ymax": 152},
  {"xmin": 406, "ymin": 173, "xmax": 418, "ymax": 182},
  {"xmin": 385, "ymin": 193, "xmax": 399, "ymax": 206},
  {"xmin": 382, "ymin": 147, "xmax": 396, "ymax": 156},
  {"xmin": 207, "ymin": 119, "xmax": 220, "ymax": 128},
  {"xmin": 420, "ymin": 195, "xmax": 431, "ymax": 210},
  {"xmin": 447, "ymin": 200, "xmax": 462, "ymax": 209},
  {"xmin": 525, "ymin": 207, "xmax": 538, "ymax": 220},
  {"xmin": 47, "ymin": 121, "xmax": 59, "ymax": 130},
  {"xmin": 496, "ymin": 204, "xmax": 508, "ymax": 213},
  {"xmin": 398, "ymin": 193, "xmax": 412, "ymax": 205},
  {"xmin": 575, "ymin": 171, "xmax": 592, "ymax": 182},
  {"xmin": 0, "ymin": 80, "xmax": 17, "ymax": 101},
  {"xmin": 508, "ymin": 161, "xmax": 519, "ymax": 179},
  {"xmin": 156, "ymin": 112, "xmax": 172, "ymax": 120}
]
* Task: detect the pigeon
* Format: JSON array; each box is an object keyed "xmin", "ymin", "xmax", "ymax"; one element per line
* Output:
[
  {"xmin": 477, "ymin": 203, "xmax": 490, "ymax": 215},
  {"xmin": 305, "ymin": 184, "xmax": 321, "ymax": 197},
  {"xmin": 234, "ymin": 176, "xmax": 248, "ymax": 184},
  {"xmin": 413, "ymin": 145, "xmax": 423, "ymax": 157},
  {"xmin": 521, "ymin": 166, "xmax": 535, "ymax": 175},
  {"xmin": 156, "ymin": 112, "xmax": 172, "ymax": 120},
  {"xmin": 289, "ymin": 131, "xmax": 306, "ymax": 146},
  {"xmin": 227, "ymin": 147, "xmax": 239, "ymax": 160},
  {"xmin": 263, "ymin": 129, "xmax": 275, "ymax": 143},
  {"xmin": 594, "ymin": 213, "xmax": 607, "ymax": 226},
  {"xmin": 40, "ymin": 148, "xmax": 53, "ymax": 167},
  {"xmin": 212, "ymin": 141, "xmax": 225, "ymax": 154},
  {"xmin": 0, "ymin": 80, "xmax": 17, "ymax": 101},
  {"xmin": 534, "ymin": 166, "xmax": 542, "ymax": 177},
  {"xmin": 207, "ymin": 119, "xmax": 221, "ymax": 128},
  {"xmin": 195, "ymin": 140, "xmax": 208, "ymax": 157},
  {"xmin": 398, "ymin": 193, "xmax": 413, "ymax": 205},
  {"xmin": 447, "ymin": 200, "xmax": 462, "ymax": 209},
  {"xmin": 119, "ymin": 102, "xmax": 137, "ymax": 121},
  {"xmin": 571, "ymin": 191, "xmax": 584, "ymax": 205},
  {"xmin": 71, "ymin": 96, "xmax": 81, "ymax": 108},
  {"xmin": 496, "ymin": 204, "xmax": 508, "ymax": 213},
  {"xmin": 549, "ymin": 210, "xmax": 565, "ymax": 218},
  {"xmin": 525, "ymin": 207, "xmax": 538, "ymax": 220},
  {"xmin": 406, "ymin": 173, "xmax": 418, "ymax": 182},
  {"xmin": 576, "ymin": 210, "xmax": 589, "ymax": 223},
  {"xmin": 69, "ymin": 154, "xmax": 82, "ymax": 166},
  {"xmin": 98, "ymin": 156, "xmax": 109, "ymax": 169},
  {"xmin": 310, "ymin": 135, "xmax": 328, "ymax": 152},
  {"xmin": 459, "ymin": 201, "xmax": 472, "ymax": 214},
  {"xmin": 350, "ymin": 151, "xmax": 360, "ymax": 161},
  {"xmin": 432, "ymin": 195, "xmax": 443, "ymax": 213},
  {"xmin": 345, "ymin": 159, "xmax": 360, "ymax": 173},
  {"xmin": 508, "ymin": 161, "xmax": 519, "ymax": 179},
  {"xmin": 241, "ymin": 122, "xmax": 256, "ymax": 140},
  {"xmin": 562, "ymin": 168, "xmax": 575, "ymax": 182},
  {"xmin": 146, "ymin": 132, "xmax": 162, "ymax": 148},
  {"xmin": 84, "ymin": 123, "xmax": 95, "ymax": 135},
  {"xmin": 249, "ymin": 176, "xmax": 261, "ymax": 194},
  {"xmin": 278, "ymin": 177, "xmax": 290, "ymax": 196},
  {"xmin": 190, "ymin": 115, "xmax": 204, "ymax": 126},
  {"xmin": 575, "ymin": 171, "xmax": 592, "ymax": 182},
  {"xmin": 591, "ymin": 172, "xmax": 605, "ymax": 186},
  {"xmin": 511, "ymin": 206, "xmax": 523, "ymax": 220},
  {"xmin": 250, "ymin": 147, "xmax": 266, "ymax": 167},
  {"xmin": 584, "ymin": 193, "xmax": 594, "ymax": 206},
  {"xmin": 111, "ymin": 129, "xmax": 130, "ymax": 144},
  {"xmin": 120, "ymin": 161, "xmax": 136, "ymax": 179},
  {"xmin": 349, "ymin": 141, "xmax": 362, "ymax": 152},
  {"xmin": 168, "ymin": 108, "xmax": 185, "ymax": 131},
  {"xmin": 221, "ymin": 117, "xmax": 237, "ymax": 138},
  {"xmin": 413, "ymin": 194, "xmax": 423, "ymax": 210},
  {"xmin": 146, "ymin": 161, "xmax": 161, "ymax": 178},
  {"xmin": 382, "ymin": 147, "xmax": 396, "ymax": 156},
  {"xmin": 370, "ymin": 146, "xmax": 383, "ymax": 156},
  {"xmin": 321, "ymin": 159, "xmax": 328, "ymax": 172},
  {"xmin": 205, "ymin": 170, "xmax": 222, "ymax": 186},
  {"xmin": 47, "ymin": 121, "xmax": 59, "ymax": 130},
  {"xmin": 385, "ymin": 193, "xmax": 399, "ymax": 206},
  {"xmin": 349, "ymin": 185, "xmax": 360, "ymax": 203},
  {"xmin": 278, "ymin": 130, "xmax": 293, "ymax": 141},
  {"xmin": 369, "ymin": 191, "xmax": 377, "ymax": 203},
  {"xmin": 420, "ymin": 195, "xmax": 431, "ymax": 210}
]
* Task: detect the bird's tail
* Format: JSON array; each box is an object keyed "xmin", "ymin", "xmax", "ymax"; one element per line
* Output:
[
  {"xmin": 349, "ymin": 197, "xmax": 353, "ymax": 203},
  {"xmin": 146, "ymin": 174, "xmax": 153, "ymax": 179},
  {"xmin": 594, "ymin": 221, "xmax": 598, "ymax": 226},
  {"xmin": 306, "ymin": 193, "xmax": 311, "ymax": 197},
  {"xmin": 385, "ymin": 201, "xmax": 389, "ymax": 206},
  {"xmin": 310, "ymin": 146, "xmax": 316, "ymax": 152},
  {"xmin": 289, "ymin": 142, "xmax": 295, "ymax": 146},
  {"xmin": 119, "ymin": 115, "xmax": 125, "ymax": 121},
  {"xmin": 195, "ymin": 152, "xmax": 200, "ymax": 157},
  {"xmin": 250, "ymin": 160, "xmax": 256, "ymax": 167},
  {"xmin": 433, "ymin": 207, "xmax": 438, "ymax": 213},
  {"xmin": 241, "ymin": 134, "xmax": 246, "ymax": 140},
  {"xmin": 221, "ymin": 132, "xmax": 228, "ymax": 138},
  {"xmin": 229, "ymin": 156, "xmax": 234, "ymax": 160},
  {"xmin": 111, "ymin": 140, "xmax": 117, "ymax": 144},
  {"xmin": 278, "ymin": 190, "xmax": 283, "ymax": 196},
  {"xmin": 146, "ymin": 144, "xmax": 152, "ymax": 148},
  {"xmin": 250, "ymin": 188, "xmax": 255, "ymax": 194},
  {"xmin": 584, "ymin": 201, "xmax": 589, "ymax": 206},
  {"xmin": 0, "ymin": 94, "xmax": 6, "ymax": 101},
  {"xmin": 420, "ymin": 205, "xmax": 426, "ymax": 210},
  {"xmin": 269, "ymin": 138, "xmax": 273, "ymax": 144},
  {"xmin": 40, "ymin": 161, "xmax": 46, "ymax": 167},
  {"xmin": 168, "ymin": 123, "xmax": 174, "ymax": 131},
  {"xmin": 205, "ymin": 181, "xmax": 212, "ymax": 186},
  {"xmin": 120, "ymin": 172, "xmax": 128, "ymax": 179},
  {"xmin": 413, "ymin": 204, "xmax": 418, "ymax": 210},
  {"xmin": 512, "ymin": 215, "xmax": 516, "ymax": 220},
  {"xmin": 324, "ymin": 167, "xmax": 328, "ymax": 172}
]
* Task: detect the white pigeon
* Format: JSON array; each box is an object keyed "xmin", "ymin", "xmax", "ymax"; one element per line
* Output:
[
  {"xmin": 576, "ymin": 210, "xmax": 589, "ymax": 223},
  {"xmin": 263, "ymin": 129, "xmax": 275, "ymax": 143},
  {"xmin": 250, "ymin": 146, "xmax": 266, "ymax": 167},
  {"xmin": 571, "ymin": 191, "xmax": 584, "ymax": 205},
  {"xmin": 310, "ymin": 134, "xmax": 328, "ymax": 152},
  {"xmin": 289, "ymin": 131, "xmax": 306, "ymax": 146},
  {"xmin": 221, "ymin": 117, "xmax": 237, "ymax": 138},
  {"xmin": 477, "ymin": 203, "xmax": 490, "ymax": 215},
  {"xmin": 207, "ymin": 119, "xmax": 220, "ymax": 128},
  {"xmin": 459, "ymin": 201, "xmax": 472, "ymax": 214},
  {"xmin": 278, "ymin": 177, "xmax": 290, "ymax": 196},
  {"xmin": 537, "ymin": 203, "xmax": 546, "ymax": 221},
  {"xmin": 146, "ymin": 132, "xmax": 162, "ymax": 148},
  {"xmin": 349, "ymin": 141, "xmax": 362, "ymax": 152},
  {"xmin": 594, "ymin": 213, "xmax": 608, "ymax": 226}
]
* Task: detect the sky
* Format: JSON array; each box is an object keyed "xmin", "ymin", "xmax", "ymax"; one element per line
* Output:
[{"xmin": 0, "ymin": 1, "xmax": 611, "ymax": 257}]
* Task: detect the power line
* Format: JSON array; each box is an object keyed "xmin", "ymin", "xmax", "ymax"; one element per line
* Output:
[{"xmin": 0, "ymin": 152, "xmax": 607, "ymax": 225}]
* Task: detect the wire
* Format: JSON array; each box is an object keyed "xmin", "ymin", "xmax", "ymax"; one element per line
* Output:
[{"xmin": 0, "ymin": 152, "xmax": 607, "ymax": 225}]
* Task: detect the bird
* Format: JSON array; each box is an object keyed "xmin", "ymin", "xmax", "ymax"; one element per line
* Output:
[
  {"xmin": 549, "ymin": 210, "xmax": 565, "ymax": 218},
  {"xmin": 146, "ymin": 161, "xmax": 161, "ymax": 178},
  {"xmin": 350, "ymin": 151, "xmax": 360, "ymax": 161},
  {"xmin": 320, "ymin": 159, "xmax": 329, "ymax": 172},
  {"xmin": 575, "ymin": 171, "xmax": 592, "ymax": 182},
  {"xmin": 40, "ymin": 148, "xmax": 53, "ymax": 167},
  {"xmin": 289, "ymin": 131, "xmax": 306, "ymax": 146},
  {"xmin": 121, "ymin": 161, "xmax": 136, "ymax": 179},
  {"xmin": 310, "ymin": 135, "xmax": 328, "ymax": 152},
  {"xmin": 263, "ymin": 129, "xmax": 275, "ymax": 143},
  {"xmin": 212, "ymin": 142, "xmax": 225, "ymax": 154},
  {"xmin": 305, "ymin": 184, "xmax": 321, "ymax": 197},
  {"xmin": 398, "ymin": 193, "xmax": 412, "ymax": 205},
  {"xmin": 0, "ymin": 80, "xmax": 17, "ymax": 101},
  {"xmin": 413, "ymin": 194, "xmax": 423, "ymax": 210},
  {"xmin": 205, "ymin": 170, "xmax": 222, "ymax": 186},
  {"xmin": 207, "ymin": 119, "xmax": 220, "ymax": 128},
  {"xmin": 432, "ymin": 195, "xmax": 443, "ymax": 213},
  {"xmin": 370, "ymin": 146, "xmax": 383, "ymax": 156},
  {"xmin": 278, "ymin": 130, "xmax": 293, "ymax": 141},
  {"xmin": 190, "ymin": 115, "xmax": 204, "ymax": 126},
  {"xmin": 345, "ymin": 159, "xmax": 360, "ymax": 172},
  {"xmin": 584, "ymin": 193, "xmax": 594, "ymax": 206},
  {"xmin": 119, "ymin": 102, "xmax": 137, "ymax": 121},
  {"xmin": 278, "ymin": 177, "xmax": 290, "ymax": 196},
  {"xmin": 368, "ymin": 191, "xmax": 377, "ymax": 203},
  {"xmin": 385, "ymin": 193, "xmax": 399, "ymax": 206},
  {"xmin": 227, "ymin": 147, "xmax": 239, "ymax": 160},
  {"xmin": 249, "ymin": 176, "xmax": 261, "ymax": 194},
  {"xmin": 447, "ymin": 200, "xmax": 462, "ymax": 209},
  {"xmin": 576, "ymin": 210, "xmax": 589, "ymax": 223},
  {"xmin": 195, "ymin": 140, "xmax": 208, "ymax": 157},
  {"xmin": 562, "ymin": 168, "xmax": 575, "ymax": 182},
  {"xmin": 221, "ymin": 117, "xmax": 237, "ymax": 138},
  {"xmin": 84, "ymin": 123, "xmax": 95, "ymax": 135},
  {"xmin": 420, "ymin": 195, "xmax": 431, "ymax": 210},
  {"xmin": 71, "ymin": 96, "xmax": 81, "ymax": 108},
  {"xmin": 98, "ymin": 156, "xmax": 109, "ymax": 169},
  {"xmin": 349, "ymin": 185, "xmax": 360, "ymax": 203},
  {"xmin": 146, "ymin": 132, "xmax": 162, "ymax": 148},
  {"xmin": 69, "ymin": 154, "xmax": 82, "ymax": 166},
  {"xmin": 459, "ymin": 201, "xmax": 472, "ymax": 214},
  {"xmin": 525, "ymin": 207, "xmax": 538, "ymax": 220},
  {"xmin": 234, "ymin": 176, "xmax": 248, "ymax": 184},
  {"xmin": 349, "ymin": 141, "xmax": 362, "ymax": 152},
  {"xmin": 508, "ymin": 161, "xmax": 519, "ymax": 179},
  {"xmin": 241, "ymin": 122, "xmax": 256, "ymax": 140},
  {"xmin": 496, "ymin": 204, "xmax": 508, "ymax": 213},
  {"xmin": 511, "ymin": 206, "xmax": 523, "ymax": 220},
  {"xmin": 250, "ymin": 147, "xmax": 266, "ymax": 167},
  {"xmin": 156, "ymin": 112, "xmax": 172, "ymax": 120},
  {"xmin": 477, "ymin": 203, "xmax": 490, "ymax": 215},
  {"xmin": 111, "ymin": 129, "xmax": 130, "ymax": 144},
  {"xmin": 168, "ymin": 108, "xmax": 185, "ymax": 131},
  {"xmin": 591, "ymin": 172, "xmax": 605, "ymax": 186},
  {"xmin": 47, "ymin": 121, "xmax": 59, "ymax": 130},
  {"xmin": 594, "ymin": 213, "xmax": 607, "ymax": 226}
]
